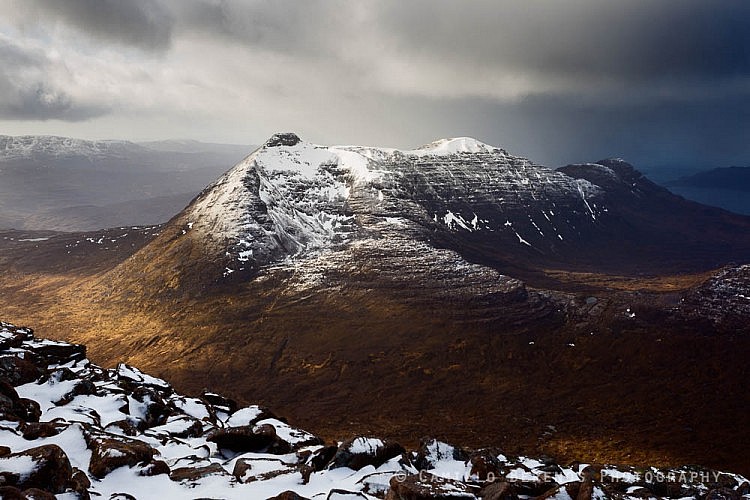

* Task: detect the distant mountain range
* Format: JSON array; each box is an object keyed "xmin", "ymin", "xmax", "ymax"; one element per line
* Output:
[{"xmin": 0, "ymin": 135, "xmax": 252, "ymax": 231}]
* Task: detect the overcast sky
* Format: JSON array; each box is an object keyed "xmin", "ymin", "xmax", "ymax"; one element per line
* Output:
[{"xmin": 0, "ymin": 0, "xmax": 748, "ymax": 170}]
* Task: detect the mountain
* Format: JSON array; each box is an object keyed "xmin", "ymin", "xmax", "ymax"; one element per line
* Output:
[
  {"xmin": 657, "ymin": 166, "xmax": 750, "ymax": 216},
  {"xmin": 668, "ymin": 166, "xmax": 750, "ymax": 191},
  {"xmin": 0, "ymin": 134, "xmax": 251, "ymax": 231},
  {"xmin": 109, "ymin": 133, "xmax": 750, "ymax": 294},
  {"xmin": 1, "ymin": 134, "xmax": 750, "ymax": 475},
  {"xmin": 2, "ymin": 321, "xmax": 747, "ymax": 499}
]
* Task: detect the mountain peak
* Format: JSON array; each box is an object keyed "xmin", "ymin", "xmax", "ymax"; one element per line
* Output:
[
  {"xmin": 263, "ymin": 132, "xmax": 302, "ymax": 148},
  {"xmin": 414, "ymin": 137, "xmax": 499, "ymax": 155}
]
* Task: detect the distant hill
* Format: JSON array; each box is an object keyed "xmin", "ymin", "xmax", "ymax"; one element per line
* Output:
[
  {"xmin": 0, "ymin": 135, "xmax": 252, "ymax": 231},
  {"xmin": 661, "ymin": 166, "xmax": 750, "ymax": 216},
  {"xmin": 668, "ymin": 166, "xmax": 750, "ymax": 190}
]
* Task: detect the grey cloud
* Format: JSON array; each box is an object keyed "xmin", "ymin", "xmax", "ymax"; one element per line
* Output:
[
  {"xmin": 0, "ymin": 39, "xmax": 108, "ymax": 121},
  {"xmin": 18, "ymin": 0, "xmax": 173, "ymax": 51},
  {"xmin": 168, "ymin": 0, "xmax": 356, "ymax": 58}
]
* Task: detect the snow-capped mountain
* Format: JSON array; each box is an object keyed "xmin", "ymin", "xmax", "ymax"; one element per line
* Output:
[
  {"xmin": 122, "ymin": 132, "xmax": 750, "ymax": 289},
  {"xmin": 167, "ymin": 132, "xmax": 605, "ymax": 280},
  {"xmin": 0, "ymin": 135, "xmax": 144, "ymax": 160}
]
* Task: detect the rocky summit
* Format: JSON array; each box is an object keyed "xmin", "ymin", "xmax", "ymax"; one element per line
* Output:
[{"xmin": 0, "ymin": 321, "xmax": 748, "ymax": 500}]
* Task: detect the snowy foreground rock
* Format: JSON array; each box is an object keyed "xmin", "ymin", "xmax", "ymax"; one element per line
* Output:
[{"xmin": 0, "ymin": 322, "xmax": 748, "ymax": 499}]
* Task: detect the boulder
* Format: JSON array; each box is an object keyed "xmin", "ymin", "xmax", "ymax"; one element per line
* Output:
[
  {"xmin": 0, "ymin": 486, "xmax": 25, "ymax": 499},
  {"xmin": 704, "ymin": 488, "xmax": 741, "ymax": 500},
  {"xmin": 26, "ymin": 341, "xmax": 86, "ymax": 365},
  {"xmin": 22, "ymin": 487, "xmax": 57, "ymax": 499},
  {"xmin": 536, "ymin": 482, "xmax": 580, "ymax": 500},
  {"xmin": 0, "ymin": 330, "xmax": 26, "ymax": 351},
  {"xmin": 576, "ymin": 476, "xmax": 594, "ymax": 500},
  {"xmin": 0, "ymin": 356, "xmax": 41, "ymax": 386},
  {"xmin": 207, "ymin": 424, "xmax": 286, "ymax": 454},
  {"xmin": 307, "ymin": 445, "xmax": 338, "ymax": 471},
  {"xmin": 14, "ymin": 399, "xmax": 41, "ymax": 423},
  {"xmin": 468, "ymin": 450, "xmax": 502, "ymax": 481},
  {"xmin": 21, "ymin": 422, "xmax": 68, "ymax": 440},
  {"xmin": 87, "ymin": 435, "xmax": 156, "ymax": 478},
  {"xmin": 53, "ymin": 379, "xmax": 97, "ymax": 406},
  {"xmin": 129, "ymin": 386, "xmax": 172, "ymax": 427},
  {"xmin": 162, "ymin": 417, "xmax": 203, "ymax": 439},
  {"xmin": 103, "ymin": 419, "xmax": 139, "ymax": 437},
  {"xmin": 232, "ymin": 458, "xmax": 254, "ymax": 483},
  {"xmin": 414, "ymin": 438, "xmax": 468, "ymax": 471},
  {"xmin": 232, "ymin": 457, "xmax": 297, "ymax": 484},
  {"xmin": 169, "ymin": 463, "xmax": 229, "ymax": 482},
  {"xmin": 326, "ymin": 490, "xmax": 368, "ymax": 499},
  {"xmin": 115, "ymin": 363, "xmax": 172, "ymax": 395},
  {"xmin": 0, "ymin": 444, "xmax": 72, "ymax": 494},
  {"xmin": 69, "ymin": 467, "xmax": 91, "ymax": 492},
  {"xmin": 138, "ymin": 460, "xmax": 170, "ymax": 477},
  {"xmin": 385, "ymin": 472, "xmax": 477, "ymax": 499},
  {"xmin": 480, "ymin": 481, "xmax": 518, "ymax": 500},
  {"xmin": 201, "ymin": 391, "xmax": 239, "ymax": 415},
  {"xmin": 266, "ymin": 492, "xmax": 311, "ymax": 500},
  {"xmin": 331, "ymin": 437, "xmax": 405, "ymax": 471}
]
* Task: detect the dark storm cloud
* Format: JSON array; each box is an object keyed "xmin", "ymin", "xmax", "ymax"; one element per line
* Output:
[
  {"xmin": 169, "ymin": 0, "xmax": 353, "ymax": 58},
  {"xmin": 373, "ymin": 0, "xmax": 750, "ymax": 82},
  {"xmin": 0, "ymin": 38, "xmax": 108, "ymax": 121},
  {"xmin": 22, "ymin": 0, "xmax": 173, "ymax": 51}
]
